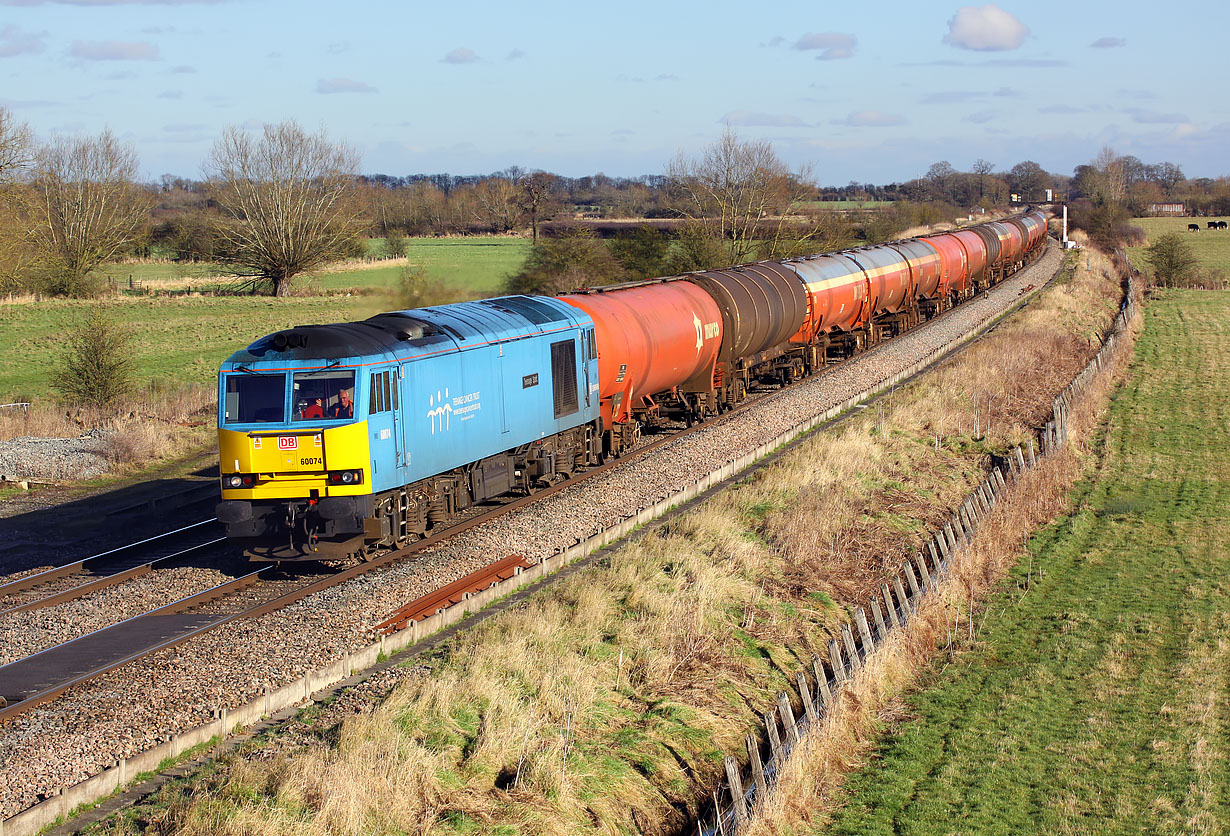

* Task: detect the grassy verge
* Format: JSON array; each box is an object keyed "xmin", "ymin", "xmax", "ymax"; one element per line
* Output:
[
  {"xmin": 810, "ymin": 289, "xmax": 1229, "ymax": 834},
  {"xmin": 87, "ymin": 248, "xmax": 1122, "ymax": 836}
]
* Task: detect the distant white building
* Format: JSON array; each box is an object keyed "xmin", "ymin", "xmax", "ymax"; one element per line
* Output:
[{"xmin": 1148, "ymin": 203, "xmax": 1186, "ymax": 216}]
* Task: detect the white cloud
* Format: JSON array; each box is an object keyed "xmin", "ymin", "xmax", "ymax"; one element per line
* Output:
[
  {"xmin": 442, "ymin": 47, "xmax": 479, "ymax": 64},
  {"xmin": 942, "ymin": 5, "xmax": 1028, "ymax": 51},
  {"xmin": 963, "ymin": 110, "xmax": 996, "ymax": 124},
  {"xmin": 71, "ymin": 40, "xmax": 160, "ymax": 60},
  {"xmin": 721, "ymin": 110, "xmax": 808, "ymax": 128},
  {"xmin": 836, "ymin": 110, "xmax": 905, "ymax": 127},
  {"xmin": 793, "ymin": 31, "xmax": 856, "ymax": 60},
  {"xmin": 1090, "ymin": 37, "xmax": 1125, "ymax": 48},
  {"xmin": 315, "ymin": 77, "xmax": 376, "ymax": 94},
  {"xmin": 0, "ymin": 24, "xmax": 45, "ymax": 56},
  {"xmin": 157, "ymin": 89, "xmax": 182, "ymax": 99}
]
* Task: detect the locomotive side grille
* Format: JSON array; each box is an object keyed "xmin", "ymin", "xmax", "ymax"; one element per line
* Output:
[{"xmin": 551, "ymin": 339, "xmax": 579, "ymax": 418}]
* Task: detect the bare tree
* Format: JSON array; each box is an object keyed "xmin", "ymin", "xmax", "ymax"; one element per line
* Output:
[
  {"xmin": 30, "ymin": 129, "xmax": 151, "ymax": 297},
  {"xmin": 471, "ymin": 173, "xmax": 522, "ymax": 232},
  {"xmin": 668, "ymin": 129, "xmax": 818, "ymax": 265},
  {"xmin": 0, "ymin": 107, "xmax": 33, "ymax": 181},
  {"xmin": 925, "ymin": 160, "xmax": 957, "ymax": 202},
  {"xmin": 517, "ymin": 170, "xmax": 559, "ymax": 244},
  {"xmin": 971, "ymin": 158, "xmax": 995, "ymax": 200},
  {"xmin": 0, "ymin": 108, "xmax": 34, "ymax": 291},
  {"xmin": 206, "ymin": 120, "xmax": 362, "ymax": 296}
]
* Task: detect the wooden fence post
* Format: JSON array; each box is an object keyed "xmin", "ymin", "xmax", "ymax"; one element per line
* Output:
[
  {"xmin": 1014, "ymin": 446, "xmax": 1026, "ymax": 473},
  {"xmin": 764, "ymin": 711, "xmax": 782, "ymax": 762},
  {"xmin": 935, "ymin": 532, "xmax": 950, "ymax": 562},
  {"xmin": 746, "ymin": 734, "xmax": 767, "ymax": 803},
  {"xmin": 870, "ymin": 597, "xmax": 888, "ymax": 640},
  {"xmin": 903, "ymin": 561, "xmax": 921, "ymax": 601},
  {"xmin": 724, "ymin": 756, "xmax": 747, "ymax": 823},
  {"xmin": 928, "ymin": 539, "xmax": 942, "ymax": 573},
  {"xmin": 855, "ymin": 607, "xmax": 875, "ymax": 652},
  {"xmin": 812, "ymin": 655, "xmax": 831, "ymax": 706},
  {"xmin": 796, "ymin": 672, "xmax": 818, "ymax": 725},
  {"xmin": 828, "ymin": 639, "xmax": 846, "ymax": 682},
  {"xmin": 881, "ymin": 583, "xmax": 900, "ymax": 628},
  {"xmin": 944, "ymin": 523, "xmax": 958, "ymax": 554},
  {"xmin": 892, "ymin": 576, "xmax": 910, "ymax": 617},
  {"xmin": 1027, "ymin": 438, "xmax": 1036, "ymax": 467},
  {"xmin": 777, "ymin": 692, "xmax": 799, "ymax": 745},
  {"xmin": 914, "ymin": 552, "xmax": 933, "ymax": 591},
  {"xmin": 841, "ymin": 623, "xmax": 861, "ymax": 668}
]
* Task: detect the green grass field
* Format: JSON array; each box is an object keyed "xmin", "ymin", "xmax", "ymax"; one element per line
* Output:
[
  {"xmin": 0, "ymin": 237, "xmax": 532, "ymax": 399},
  {"xmin": 312, "ymin": 238, "xmax": 530, "ymax": 294},
  {"xmin": 822, "ymin": 290, "xmax": 1230, "ymax": 834},
  {"xmin": 95, "ymin": 237, "xmax": 530, "ymax": 296},
  {"xmin": 0, "ymin": 295, "xmax": 378, "ymax": 398},
  {"xmin": 1127, "ymin": 216, "xmax": 1230, "ymax": 275}
]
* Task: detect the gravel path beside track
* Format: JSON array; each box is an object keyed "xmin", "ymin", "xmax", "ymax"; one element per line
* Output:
[{"xmin": 0, "ymin": 246, "xmax": 1063, "ymax": 818}]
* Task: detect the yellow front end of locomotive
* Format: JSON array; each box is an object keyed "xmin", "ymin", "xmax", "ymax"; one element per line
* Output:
[{"xmin": 218, "ymin": 421, "xmax": 370, "ymax": 500}]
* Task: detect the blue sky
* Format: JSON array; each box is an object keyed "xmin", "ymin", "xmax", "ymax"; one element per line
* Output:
[{"xmin": 1, "ymin": 0, "xmax": 1225, "ymax": 183}]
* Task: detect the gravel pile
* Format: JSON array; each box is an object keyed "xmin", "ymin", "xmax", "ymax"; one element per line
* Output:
[
  {"xmin": 0, "ymin": 430, "xmax": 111, "ymax": 482},
  {"xmin": 0, "ymin": 248, "xmax": 1063, "ymax": 819}
]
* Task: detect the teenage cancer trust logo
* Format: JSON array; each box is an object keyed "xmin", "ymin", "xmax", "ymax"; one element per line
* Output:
[{"xmin": 428, "ymin": 388, "xmax": 481, "ymax": 434}]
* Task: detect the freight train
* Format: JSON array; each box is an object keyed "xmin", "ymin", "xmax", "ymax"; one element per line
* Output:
[{"xmin": 215, "ymin": 209, "xmax": 1049, "ymax": 561}]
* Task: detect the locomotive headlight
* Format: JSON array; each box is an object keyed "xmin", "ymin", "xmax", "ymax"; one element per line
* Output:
[{"xmin": 328, "ymin": 469, "xmax": 362, "ymax": 485}]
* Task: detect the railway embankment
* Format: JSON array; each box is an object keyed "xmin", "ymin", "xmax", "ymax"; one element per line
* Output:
[{"xmin": 10, "ymin": 240, "xmax": 1131, "ymax": 836}]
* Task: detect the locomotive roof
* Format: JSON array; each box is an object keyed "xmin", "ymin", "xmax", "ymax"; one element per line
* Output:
[{"xmin": 222, "ymin": 295, "xmax": 588, "ymax": 366}]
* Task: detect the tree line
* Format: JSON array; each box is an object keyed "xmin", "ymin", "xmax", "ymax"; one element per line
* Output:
[{"xmin": 4, "ymin": 105, "xmax": 1229, "ymax": 299}]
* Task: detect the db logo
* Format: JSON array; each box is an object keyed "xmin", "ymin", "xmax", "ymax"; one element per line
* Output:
[{"xmin": 278, "ymin": 436, "xmax": 298, "ymax": 450}]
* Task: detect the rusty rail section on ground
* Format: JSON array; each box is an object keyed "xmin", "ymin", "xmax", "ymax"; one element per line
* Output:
[{"xmin": 374, "ymin": 555, "xmax": 530, "ymax": 635}]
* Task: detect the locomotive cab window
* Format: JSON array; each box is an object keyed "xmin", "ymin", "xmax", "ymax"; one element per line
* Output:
[
  {"xmin": 292, "ymin": 370, "xmax": 356, "ymax": 421},
  {"xmin": 224, "ymin": 374, "xmax": 286, "ymax": 424}
]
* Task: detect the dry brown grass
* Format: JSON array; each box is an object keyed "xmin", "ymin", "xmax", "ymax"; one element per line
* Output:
[
  {"xmin": 0, "ymin": 383, "xmax": 214, "ymax": 475},
  {"xmin": 102, "ymin": 246, "xmax": 1128, "ymax": 836},
  {"xmin": 741, "ymin": 283, "xmax": 1140, "ymax": 836}
]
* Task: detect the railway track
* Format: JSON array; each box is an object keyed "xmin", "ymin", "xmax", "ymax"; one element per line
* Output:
[
  {"xmin": 0, "ymin": 520, "xmax": 226, "ymax": 615},
  {"xmin": 0, "ymin": 245, "xmax": 1052, "ymax": 728}
]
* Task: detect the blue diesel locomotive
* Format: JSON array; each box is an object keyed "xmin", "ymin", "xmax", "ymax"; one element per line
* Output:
[{"xmin": 216, "ymin": 296, "xmax": 602, "ymax": 561}]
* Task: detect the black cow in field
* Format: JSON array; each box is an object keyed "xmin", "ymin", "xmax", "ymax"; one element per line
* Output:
[
  {"xmin": 1189, "ymin": 223, "xmax": 1200, "ymax": 231},
  {"xmin": 1209, "ymin": 221, "xmax": 1218, "ymax": 229},
  {"xmin": 1219, "ymin": 221, "xmax": 1228, "ymax": 230}
]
